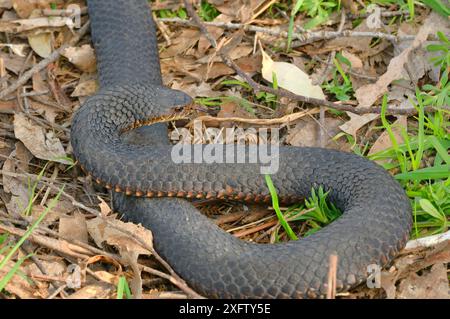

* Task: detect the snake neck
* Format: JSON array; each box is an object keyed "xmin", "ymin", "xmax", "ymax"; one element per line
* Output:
[{"xmin": 88, "ymin": 0, "xmax": 163, "ymax": 88}]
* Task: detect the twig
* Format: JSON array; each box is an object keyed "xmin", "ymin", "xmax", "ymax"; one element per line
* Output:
[
  {"xmin": 326, "ymin": 254, "xmax": 338, "ymax": 299},
  {"xmin": 405, "ymin": 230, "xmax": 450, "ymax": 250},
  {"xmin": 183, "ymin": 0, "xmax": 446, "ymax": 116},
  {"xmin": 196, "ymin": 108, "xmax": 319, "ymax": 126},
  {"xmin": 0, "ymin": 21, "xmax": 90, "ymax": 100},
  {"xmin": 158, "ymin": 17, "xmax": 419, "ymax": 44}
]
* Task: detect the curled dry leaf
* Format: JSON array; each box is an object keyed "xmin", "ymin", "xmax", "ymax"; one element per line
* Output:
[
  {"xmin": 86, "ymin": 217, "xmax": 153, "ymax": 299},
  {"xmin": 97, "ymin": 196, "xmax": 112, "ymax": 216},
  {"xmin": 260, "ymin": 46, "xmax": 325, "ymax": 100},
  {"xmin": 13, "ymin": 112, "xmax": 70, "ymax": 164},
  {"xmin": 62, "ymin": 45, "xmax": 97, "ymax": 73},
  {"xmin": 86, "ymin": 217, "xmax": 153, "ymax": 258}
]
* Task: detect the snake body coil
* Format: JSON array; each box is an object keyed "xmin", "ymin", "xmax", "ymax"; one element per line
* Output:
[{"xmin": 71, "ymin": 0, "xmax": 412, "ymax": 298}]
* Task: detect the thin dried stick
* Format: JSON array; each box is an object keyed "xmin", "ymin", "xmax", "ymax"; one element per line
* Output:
[
  {"xmin": 157, "ymin": 18, "xmax": 418, "ymax": 43},
  {"xmin": 196, "ymin": 108, "xmax": 319, "ymax": 126},
  {"xmin": 327, "ymin": 254, "xmax": 338, "ymax": 299}
]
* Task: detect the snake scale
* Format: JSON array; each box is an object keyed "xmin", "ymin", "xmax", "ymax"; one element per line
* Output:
[{"xmin": 71, "ymin": 0, "xmax": 412, "ymax": 298}]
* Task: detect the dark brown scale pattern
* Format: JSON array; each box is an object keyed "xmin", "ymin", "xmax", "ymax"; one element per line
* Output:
[{"xmin": 71, "ymin": 0, "xmax": 412, "ymax": 298}]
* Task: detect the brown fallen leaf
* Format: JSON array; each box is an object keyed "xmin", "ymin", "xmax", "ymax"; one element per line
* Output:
[
  {"xmin": 0, "ymin": 51, "xmax": 31, "ymax": 74},
  {"xmin": 59, "ymin": 212, "xmax": 89, "ymax": 244},
  {"xmin": 2, "ymin": 142, "xmax": 32, "ymax": 217},
  {"xmin": 27, "ymin": 10, "xmax": 52, "ymax": 58},
  {"xmin": 86, "ymin": 217, "xmax": 153, "ymax": 258},
  {"xmin": 159, "ymin": 29, "xmax": 200, "ymax": 59},
  {"xmin": 339, "ymin": 112, "xmax": 379, "ymax": 139},
  {"xmin": 67, "ymin": 282, "xmax": 114, "ymax": 299},
  {"xmin": 71, "ymin": 79, "xmax": 98, "ymax": 97},
  {"xmin": 86, "ymin": 217, "xmax": 153, "ymax": 299},
  {"xmin": 286, "ymin": 117, "xmax": 344, "ymax": 150},
  {"xmin": 397, "ymin": 263, "xmax": 450, "ymax": 299},
  {"xmin": 32, "ymin": 69, "xmax": 48, "ymax": 92},
  {"xmin": 368, "ymin": 116, "xmax": 407, "ymax": 162},
  {"xmin": 13, "ymin": 112, "xmax": 70, "ymax": 164},
  {"xmin": 29, "ymin": 99, "xmax": 59, "ymax": 124},
  {"xmin": 97, "ymin": 196, "xmax": 112, "ymax": 216},
  {"xmin": 355, "ymin": 13, "xmax": 441, "ymax": 108},
  {"xmin": 62, "ymin": 44, "xmax": 97, "ymax": 73},
  {"xmin": 171, "ymin": 81, "xmax": 221, "ymax": 99}
]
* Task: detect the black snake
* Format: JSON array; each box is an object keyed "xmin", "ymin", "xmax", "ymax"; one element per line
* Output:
[{"xmin": 70, "ymin": 0, "xmax": 412, "ymax": 298}]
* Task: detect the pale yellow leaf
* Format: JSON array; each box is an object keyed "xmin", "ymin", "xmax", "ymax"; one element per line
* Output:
[{"xmin": 260, "ymin": 46, "xmax": 325, "ymax": 100}]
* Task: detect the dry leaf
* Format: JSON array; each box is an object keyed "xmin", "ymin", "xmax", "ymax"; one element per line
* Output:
[
  {"xmin": 171, "ymin": 81, "xmax": 220, "ymax": 99},
  {"xmin": 0, "ymin": 16, "xmax": 72, "ymax": 32},
  {"xmin": 62, "ymin": 45, "xmax": 97, "ymax": 73},
  {"xmin": 97, "ymin": 196, "xmax": 112, "ymax": 216},
  {"xmin": 28, "ymin": 32, "xmax": 52, "ymax": 58},
  {"xmin": 261, "ymin": 46, "xmax": 325, "ymax": 100},
  {"xmin": 286, "ymin": 117, "xmax": 344, "ymax": 149},
  {"xmin": 25, "ymin": 259, "xmax": 66, "ymax": 278},
  {"xmin": 0, "ymin": 51, "xmax": 31, "ymax": 74},
  {"xmin": 397, "ymin": 263, "xmax": 450, "ymax": 299},
  {"xmin": 29, "ymin": 99, "xmax": 59, "ymax": 123},
  {"xmin": 0, "ymin": 0, "xmax": 12, "ymax": 9},
  {"xmin": 339, "ymin": 112, "xmax": 379, "ymax": 138},
  {"xmin": 2, "ymin": 143, "xmax": 32, "ymax": 216},
  {"xmin": 0, "ymin": 43, "xmax": 28, "ymax": 56},
  {"xmin": 32, "ymin": 69, "xmax": 47, "ymax": 92},
  {"xmin": 67, "ymin": 282, "xmax": 113, "ymax": 299},
  {"xmin": 369, "ymin": 116, "xmax": 407, "ymax": 160},
  {"xmin": 355, "ymin": 13, "xmax": 440, "ymax": 108},
  {"xmin": 86, "ymin": 217, "xmax": 153, "ymax": 258},
  {"xmin": 71, "ymin": 79, "xmax": 98, "ymax": 97},
  {"xmin": 13, "ymin": 112, "xmax": 70, "ymax": 164},
  {"xmin": 59, "ymin": 213, "xmax": 89, "ymax": 244}
]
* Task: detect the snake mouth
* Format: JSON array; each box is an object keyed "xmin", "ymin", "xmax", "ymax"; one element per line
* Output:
[{"xmin": 120, "ymin": 102, "xmax": 209, "ymax": 134}]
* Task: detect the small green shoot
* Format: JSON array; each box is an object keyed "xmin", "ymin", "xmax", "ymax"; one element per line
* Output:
[
  {"xmin": 265, "ymin": 175, "xmax": 298, "ymax": 240},
  {"xmin": 116, "ymin": 276, "xmax": 132, "ymax": 299}
]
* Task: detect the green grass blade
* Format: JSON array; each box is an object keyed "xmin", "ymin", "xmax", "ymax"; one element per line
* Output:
[
  {"xmin": 287, "ymin": 0, "xmax": 304, "ymax": 52},
  {"xmin": 395, "ymin": 165, "xmax": 450, "ymax": 181},
  {"xmin": 116, "ymin": 276, "xmax": 132, "ymax": 299},
  {"xmin": 422, "ymin": 0, "xmax": 450, "ymax": 17},
  {"xmin": 0, "ymin": 254, "xmax": 32, "ymax": 292},
  {"xmin": 265, "ymin": 175, "xmax": 298, "ymax": 241}
]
